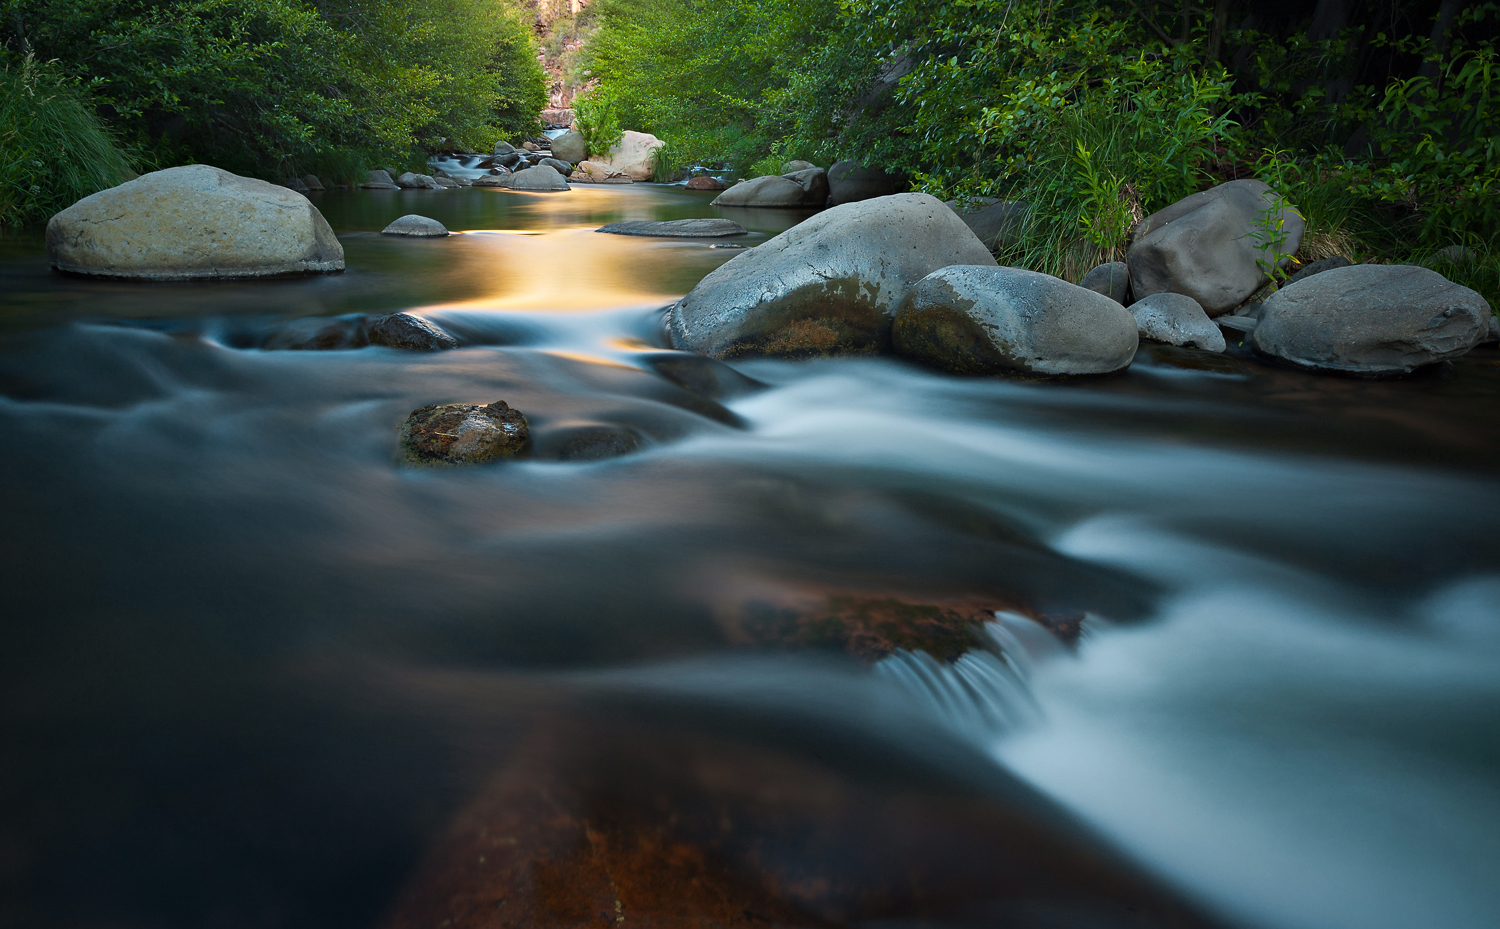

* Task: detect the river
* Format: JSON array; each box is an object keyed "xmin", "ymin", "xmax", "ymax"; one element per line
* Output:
[{"xmin": 2, "ymin": 181, "xmax": 1498, "ymax": 929}]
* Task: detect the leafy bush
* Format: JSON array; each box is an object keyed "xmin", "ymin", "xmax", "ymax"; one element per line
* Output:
[{"xmin": 0, "ymin": 55, "xmax": 135, "ymax": 226}]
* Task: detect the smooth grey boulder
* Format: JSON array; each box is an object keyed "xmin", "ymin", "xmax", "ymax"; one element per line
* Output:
[
  {"xmin": 711, "ymin": 171, "xmax": 825, "ymax": 208},
  {"xmin": 362, "ymin": 169, "xmax": 399, "ymax": 189},
  {"xmin": 493, "ymin": 140, "xmax": 516, "ymax": 155},
  {"xmin": 550, "ymin": 129, "xmax": 587, "ymax": 164},
  {"xmin": 669, "ymin": 193, "xmax": 997, "ymax": 358},
  {"xmin": 47, "ymin": 164, "xmax": 344, "ymax": 280},
  {"xmin": 944, "ymin": 198, "xmax": 1027, "ymax": 251},
  {"xmin": 781, "ymin": 160, "xmax": 818, "ymax": 173},
  {"xmin": 1080, "ymin": 262, "xmax": 1130, "ymax": 304},
  {"xmin": 1129, "ymin": 292, "xmax": 1226, "ymax": 352},
  {"xmin": 432, "ymin": 176, "xmax": 462, "ymax": 188},
  {"xmin": 1252, "ymin": 264, "xmax": 1491, "ymax": 375},
  {"xmin": 382, "ymin": 214, "xmax": 449, "ymax": 237},
  {"xmin": 301, "ymin": 174, "xmax": 325, "ymax": 191},
  {"xmin": 828, "ymin": 161, "xmax": 901, "ymax": 205},
  {"xmin": 395, "ymin": 172, "xmax": 440, "ymax": 190},
  {"xmin": 472, "ymin": 172, "xmax": 513, "ymax": 188},
  {"xmin": 1128, "ymin": 179, "xmax": 1304, "ymax": 316},
  {"xmin": 368, "ymin": 313, "xmax": 459, "ymax": 351},
  {"xmin": 893, "ymin": 265, "xmax": 1138, "ymax": 376},
  {"xmin": 503, "ymin": 165, "xmax": 570, "ymax": 191},
  {"xmin": 539, "ymin": 157, "xmax": 574, "ymax": 175},
  {"xmin": 596, "ymin": 219, "xmax": 745, "ymax": 238},
  {"xmin": 1286, "ymin": 255, "xmax": 1351, "ymax": 286}
]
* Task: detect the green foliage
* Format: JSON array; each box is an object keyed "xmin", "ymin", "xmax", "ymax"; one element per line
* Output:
[
  {"xmin": 572, "ymin": 91, "xmax": 622, "ymax": 158},
  {"xmin": 0, "ymin": 54, "xmax": 135, "ymax": 226},
  {"xmin": 0, "ymin": 0, "xmax": 547, "ymax": 183}
]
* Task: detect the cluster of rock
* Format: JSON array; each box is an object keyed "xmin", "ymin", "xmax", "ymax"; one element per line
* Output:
[
  {"xmin": 667, "ymin": 186, "xmax": 1495, "ymax": 378},
  {"xmin": 706, "ymin": 160, "xmax": 905, "ymax": 210},
  {"xmin": 262, "ymin": 311, "xmax": 461, "ymax": 352}
]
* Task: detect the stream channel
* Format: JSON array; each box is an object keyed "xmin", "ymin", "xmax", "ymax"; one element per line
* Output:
[{"xmin": 2, "ymin": 181, "xmax": 1500, "ymax": 929}]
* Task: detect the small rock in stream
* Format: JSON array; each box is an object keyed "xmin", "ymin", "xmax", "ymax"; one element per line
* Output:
[
  {"xmin": 596, "ymin": 218, "xmax": 746, "ymax": 238},
  {"xmin": 400, "ymin": 401, "xmax": 530, "ymax": 466},
  {"xmin": 381, "ymin": 214, "xmax": 449, "ymax": 237},
  {"xmin": 368, "ymin": 313, "xmax": 459, "ymax": 351}
]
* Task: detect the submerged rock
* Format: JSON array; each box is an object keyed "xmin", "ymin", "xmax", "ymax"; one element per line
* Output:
[
  {"xmin": 893, "ymin": 265, "xmax": 1138, "ymax": 376},
  {"xmin": 532, "ymin": 423, "xmax": 645, "ymax": 462},
  {"xmin": 368, "ymin": 313, "xmax": 459, "ymax": 351},
  {"xmin": 669, "ymin": 193, "xmax": 995, "ymax": 359},
  {"xmin": 46, "ymin": 164, "xmax": 344, "ymax": 280},
  {"xmin": 596, "ymin": 218, "xmax": 745, "ymax": 238},
  {"xmin": 1252, "ymin": 264, "xmax": 1491, "ymax": 375},
  {"xmin": 262, "ymin": 315, "xmax": 368, "ymax": 351},
  {"xmin": 399, "ymin": 401, "xmax": 529, "ymax": 465},
  {"xmin": 381, "ymin": 214, "xmax": 449, "ymax": 237},
  {"xmin": 1127, "ymin": 179, "xmax": 1304, "ymax": 316},
  {"xmin": 1129, "ymin": 292, "xmax": 1226, "ymax": 352}
]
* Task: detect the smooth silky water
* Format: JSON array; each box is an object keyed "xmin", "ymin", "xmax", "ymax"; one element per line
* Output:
[{"xmin": 2, "ymin": 183, "xmax": 1498, "ymax": 929}]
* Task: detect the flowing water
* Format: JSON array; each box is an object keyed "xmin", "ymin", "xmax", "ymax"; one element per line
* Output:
[{"xmin": 2, "ymin": 183, "xmax": 1499, "ymax": 929}]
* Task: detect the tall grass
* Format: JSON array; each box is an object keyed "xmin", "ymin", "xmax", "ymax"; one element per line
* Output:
[{"xmin": 1, "ymin": 55, "xmax": 136, "ymax": 227}]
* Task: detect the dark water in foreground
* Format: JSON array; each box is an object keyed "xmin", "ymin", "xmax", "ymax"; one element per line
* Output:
[{"xmin": 2, "ymin": 184, "xmax": 1499, "ymax": 929}]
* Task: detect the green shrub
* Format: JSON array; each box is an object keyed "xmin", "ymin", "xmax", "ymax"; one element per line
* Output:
[{"xmin": 0, "ymin": 55, "xmax": 135, "ymax": 226}]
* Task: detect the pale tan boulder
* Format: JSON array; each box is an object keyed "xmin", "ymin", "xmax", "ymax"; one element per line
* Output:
[
  {"xmin": 590, "ymin": 130, "xmax": 665, "ymax": 181},
  {"xmin": 46, "ymin": 164, "xmax": 343, "ymax": 280}
]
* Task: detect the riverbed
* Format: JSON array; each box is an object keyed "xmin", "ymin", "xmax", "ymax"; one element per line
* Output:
[{"xmin": 2, "ymin": 183, "xmax": 1499, "ymax": 929}]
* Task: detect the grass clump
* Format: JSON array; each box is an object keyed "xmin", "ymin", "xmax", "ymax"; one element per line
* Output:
[{"xmin": 0, "ymin": 55, "xmax": 135, "ymax": 227}]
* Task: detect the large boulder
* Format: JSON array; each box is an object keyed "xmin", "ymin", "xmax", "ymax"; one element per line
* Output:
[
  {"xmin": 711, "ymin": 168, "xmax": 827, "ymax": 209},
  {"xmin": 1128, "ymin": 293, "xmax": 1225, "ymax": 352},
  {"xmin": 362, "ymin": 169, "xmax": 399, "ymax": 190},
  {"xmin": 1251, "ymin": 264, "xmax": 1491, "ymax": 375},
  {"xmin": 572, "ymin": 161, "xmax": 633, "ymax": 183},
  {"xmin": 590, "ymin": 130, "xmax": 665, "ymax": 181},
  {"xmin": 827, "ymin": 161, "xmax": 901, "ymax": 204},
  {"xmin": 494, "ymin": 165, "xmax": 570, "ymax": 192},
  {"xmin": 943, "ymin": 198, "xmax": 1027, "ymax": 251},
  {"xmin": 395, "ymin": 172, "xmax": 440, "ymax": 190},
  {"xmin": 539, "ymin": 157, "xmax": 574, "ymax": 175},
  {"xmin": 550, "ymin": 129, "xmax": 588, "ymax": 164},
  {"xmin": 46, "ymin": 164, "xmax": 344, "ymax": 280},
  {"xmin": 1127, "ymin": 179, "xmax": 1304, "ymax": 317},
  {"xmin": 893, "ymin": 266, "xmax": 1138, "ymax": 376},
  {"xmin": 668, "ymin": 192, "xmax": 996, "ymax": 358}
]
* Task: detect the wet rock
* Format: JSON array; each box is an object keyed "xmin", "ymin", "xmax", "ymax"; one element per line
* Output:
[
  {"xmin": 395, "ymin": 172, "xmax": 440, "ymax": 190},
  {"xmin": 1252, "ymin": 264, "xmax": 1491, "ymax": 375},
  {"xmin": 1129, "ymin": 292, "xmax": 1226, "ymax": 352},
  {"xmin": 684, "ymin": 176, "xmax": 724, "ymax": 191},
  {"xmin": 368, "ymin": 313, "xmax": 459, "ymax": 351},
  {"xmin": 362, "ymin": 169, "xmax": 399, "ymax": 189},
  {"xmin": 1080, "ymin": 261, "xmax": 1130, "ymax": 303},
  {"xmin": 827, "ymin": 161, "xmax": 901, "ymax": 204},
  {"xmin": 399, "ymin": 400, "xmax": 529, "ymax": 465},
  {"xmin": 504, "ymin": 165, "xmax": 571, "ymax": 191},
  {"xmin": 943, "ymin": 197, "xmax": 1027, "ymax": 251},
  {"xmin": 47, "ymin": 164, "xmax": 344, "ymax": 280},
  {"xmin": 893, "ymin": 265, "xmax": 1138, "ymax": 376},
  {"xmin": 1286, "ymin": 255, "xmax": 1352, "ymax": 286},
  {"xmin": 533, "ymin": 423, "xmax": 645, "ymax": 462},
  {"xmin": 301, "ymin": 174, "xmax": 325, "ymax": 191},
  {"xmin": 596, "ymin": 218, "xmax": 745, "ymax": 238},
  {"xmin": 669, "ymin": 193, "xmax": 996, "ymax": 359},
  {"xmin": 711, "ymin": 167, "xmax": 827, "ymax": 209},
  {"xmin": 381, "ymin": 214, "xmax": 449, "ymax": 237},
  {"xmin": 550, "ymin": 129, "xmax": 587, "ymax": 164},
  {"xmin": 282, "ymin": 176, "xmax": 311, "ymax": 194},
  {"xmin": 641, "ymin": 351, "xmax": 767, "ymax": 400},
  {"xmin": 588, "ymin": 130, "xmax": 665, "ymax": 181},
  {"xmin": 1127, "ymin": 179, "xmax": 1304, "ymax": 316},
  {"xmin": 262, "ymin": 315, "xmax": 368, "ymax": 351}
]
